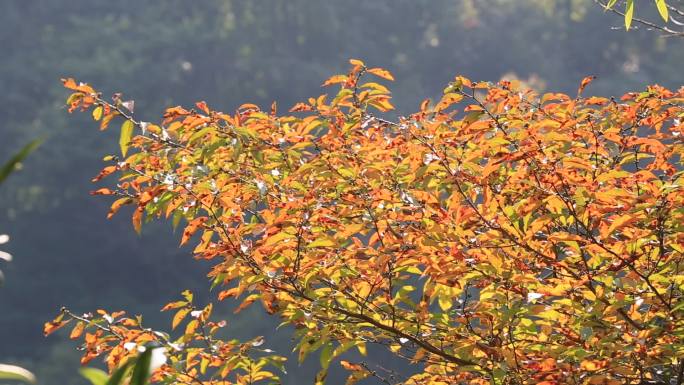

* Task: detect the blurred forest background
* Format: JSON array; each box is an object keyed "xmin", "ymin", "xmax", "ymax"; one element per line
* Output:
[{"xmin": 0, "ymin": 1, "xmax": 682, "ymax": 384}]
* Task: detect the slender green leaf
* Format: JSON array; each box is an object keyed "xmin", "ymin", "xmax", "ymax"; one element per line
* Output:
[
  {"xmin": 605, "ymin": 0, "xmax": 618, "ymax": 9},
  {"xmin": 119, "ymin": 120, "xmax": 134, "ymax": 156},
  {"xmin": 319, "ymin": 343, "xmax": 333, "ymax": 370},
  {"xmin": 0, "ymin": 364, "xmax": 36, "ymax": 383},
  {"xmin": 129, "ymin": 348, "xmax": 152, "ymax": 385},
  {"xmin": 80, "ymin": 367, "xmax": 109, "ymax": 385},
  {"xmin": 105, "ymin": 360, "xmax": 133, "ymax": 385},
  {"xmin": 0, "ymin": 138, "xmax": 43, "ymax": 185}
]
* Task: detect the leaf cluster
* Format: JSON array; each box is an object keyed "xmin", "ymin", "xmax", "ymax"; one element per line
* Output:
[{"xmin": 53, "ymin": 60, "xmax": 684, "ymax": 384}]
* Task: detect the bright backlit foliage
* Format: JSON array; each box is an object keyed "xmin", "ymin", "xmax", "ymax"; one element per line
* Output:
[{"xmin": 49, "ymin": 60, "xmax": 684, "ymax": 385}]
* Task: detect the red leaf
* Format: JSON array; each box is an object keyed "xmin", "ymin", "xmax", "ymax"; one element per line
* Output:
[{"xmin": 196, "ymin": 101, "xmax": 210, "ymax": 114}]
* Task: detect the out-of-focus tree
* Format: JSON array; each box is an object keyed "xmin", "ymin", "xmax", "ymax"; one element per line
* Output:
[{"xmin": 0, "ymin": 139, "xmax": 41, "ymax": 383}]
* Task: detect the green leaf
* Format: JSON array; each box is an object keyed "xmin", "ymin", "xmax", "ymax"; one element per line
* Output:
[
  {"xmin": 129, "ymin": 348, "xmax": 152, "ymax": 385},
  {"xmin": 624, "ymin": 0, "xmax": 634, "ymax": 30},
  {"xmin": 0, "ymin": 364, "xmax": 36, "ymax": 383},
  {"xmin": 80, "ymin": 367, "xmax": 109, "ymax": 385},
  {"xmin": 105, "ymin": 360, "xmax": 133, "ymax": 385},
  {"xmin": 119, "ymin": 120, "xmax": 135, "ymax": 156},
  {"xmin": 655, "ymin": 0, "xmax": 669, "ymax": 21},
  {"xmin": 605, "ymin": 0, "xmax": 618, "ymax": 9},
  {"xmin": 0, "ymin": 138, "xmax": 43, "ymax": 185},
  {"xmin": 319, "ymin": 343, "xmax": 333, "ymax": 370}
]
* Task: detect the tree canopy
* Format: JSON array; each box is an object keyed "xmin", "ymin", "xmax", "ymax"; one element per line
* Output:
[{"xmin": 48, "ymin": 60, "xmax": 684, "ymax": 385}]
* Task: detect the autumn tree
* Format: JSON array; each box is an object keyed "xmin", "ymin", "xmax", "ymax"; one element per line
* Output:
[{"xmin": 47, "ymin": 60, "xmax": 684, "ymax": 385}]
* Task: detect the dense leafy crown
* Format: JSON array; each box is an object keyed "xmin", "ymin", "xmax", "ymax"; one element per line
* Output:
[{"xmin": 49, "ymin": 60, "xmax": 684, "ymax": 385}]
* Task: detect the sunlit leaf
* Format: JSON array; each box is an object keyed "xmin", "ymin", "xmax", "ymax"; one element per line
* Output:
[
  {"xmin": 119, "ymin": 120, "xmax": 134, "ymax": 156},
  {"xmin": 0, "ymin": 364, "xmax": 36, "ymax": 383},
  {"xmin": 655, "ymin": 0, "xmax": 669, "ymax": 21},
  {"xmin": 624, "ymin": 0, "xmax": 634, "ymax": 30},
  {"xmin": 79, "ymin": 367, "xmax": 109, "ymax": 385}
]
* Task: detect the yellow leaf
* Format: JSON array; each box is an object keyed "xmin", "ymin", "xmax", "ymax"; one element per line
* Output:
[
  {"xmin": 92, "ymin": 105, "xmax": 103, "ymax": 121},
  {"xmin": 624, "ymin": 0, "xmax": 634, "ymax": 30},
  {"xmin": 438, "ymin": 294, "xmax": 451, "ymax": 311},
  {"xmin": 185, "ymin": 319, "xmax": 199, "ymax": 335},
  {"xmin": 119, "ymin": 120, "xmax": 134, "ymax": 156},
  {"xmin": 172, "ymin": 308, "xmax": 191, "ymax": 330},
  {"xmin": 161, "ymin": 301, "xmax": 187, "ymax": 311},
  {"xmin": 656, "ymin": 0, "xmax": 669, "ymax": 21},
  {"xmin": 349, "ymin": 58, "xmax": 365, "ymax": 67},
  {"xmin": 435, "ymin": 93, "xmax": 463, "ymax": 111},
  {"xmin": 309, "ymin": 238, "xmax": 335, "ymax": 248}
]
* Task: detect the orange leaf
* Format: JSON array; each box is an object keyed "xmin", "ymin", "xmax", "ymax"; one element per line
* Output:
[
  {"xmin": 455, "ymin": 75, "xmax": 472, "ymax": 88},
  {"xmin": 69, "ymin": 321, "xmax": 86, "ymax": 340},
  {"xmin": 340, "ymin": 360, "xmax": 364, "ymax": 371},
  {"xmin": 349, "ymin": 58, "xmax": 365, "ymax": 67},
  {"xmin": 464, "ymin": 104, "xmax": 484, "ymax": 112},
  {"xmin": 132, "ymin": 206, "xmax": 143, "ymax": 235},
  {"xmin": 180, "ymin": 216, "xmax": 208, "ymax": 246},
  {"xmin": 62, "ymin": 78, "xmax": 78, "ymax": 90},
  {"xmin": 435, "ymin": 93, "xmax": 463, "ymax": 112},
  {"xmin": 289, "ymin": 102, "xmax": 313, "ymax": 112},
  {"xmin": 234, "ymin": 294, "xmax": 259, "ymax": 313},
  {"xmin": 108, "ymin": 197, "xmax": 133, "ymax": 219},
  {"xmin": 172, "ymin": 308, "xmax": 191, "ymax": 330},
  {"xmin": 367, "ymin": 67, "xmax": 395, "ymax": 81},
  {"xmin": 585, "ymin": 96, "xmax": 609, "ymax": 105},
  {"xmin": 161, "ymin": 301, "xmax": 188, "ymax": 311},
  {"xmin": 602, "ymin": 214, "xmax": 636, "ymax": 238},
  {"xmin": 369, "ymin": 97, "xmax": 394, "ymax": 112},
  {"xmin": 91, "ymin": 166, "xmax": 117, "ymax": 182},
  {"xmin": 578, "ymin": 75, "xmax": 596, "ymax": 96},
  {"xmin": 44, "ymin": 318, "xmax": 71, "ymax": 336},
  {"xmin": 322, "ymin": 75, "xmax": 348, "ymax": 87},
  {"xmin": 90, "ymin": 188, "xmax": 114, "ymax": 196},
  {"xmin": 99, "ymin": 112, "xmax": 117, "ymax": 131},
  {"xmin": 218, "ymin": 287, "xmax": 240, "ymax": 301},
  {"xmin": 539, "ymin": 358, "xmax": 556, "ymax": 371}
]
